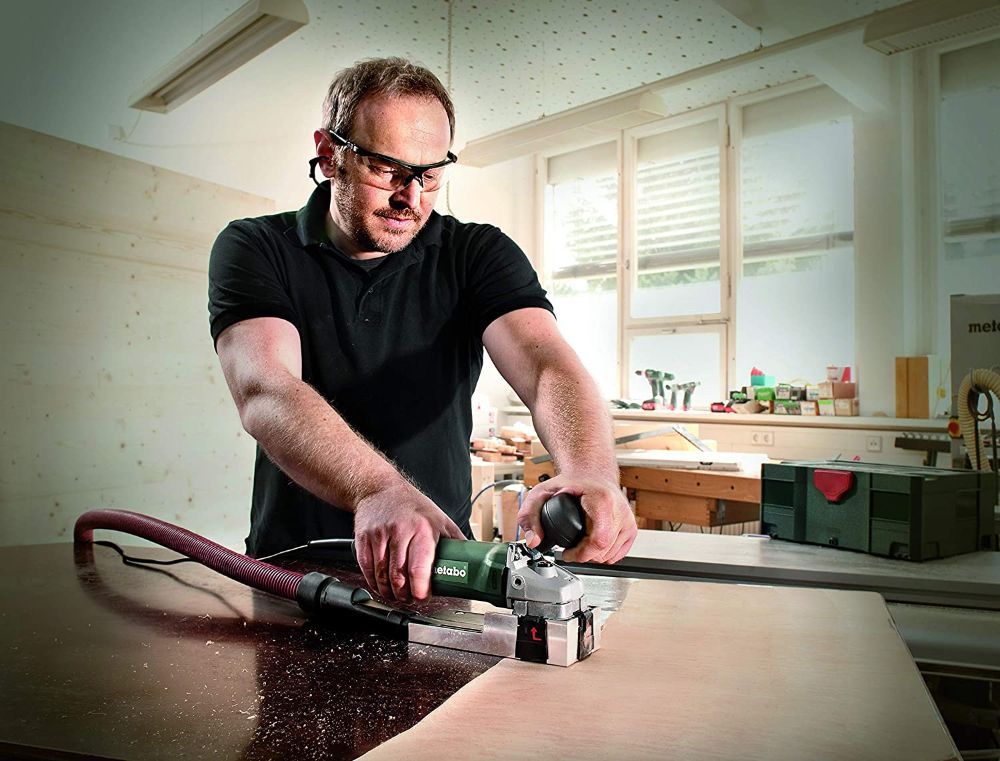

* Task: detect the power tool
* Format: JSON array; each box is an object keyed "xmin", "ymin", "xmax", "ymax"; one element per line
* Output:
[
  {"xmin": 635, "ymin": 368, "xmax": 675, "ymax": 410},
  {"xmin": 74, "ymin": 493, "xmax": 600, "ymax": 667}
]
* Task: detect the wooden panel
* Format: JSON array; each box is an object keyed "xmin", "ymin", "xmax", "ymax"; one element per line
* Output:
[
  {"xmin": 500, "ymin": 486, "xmax": 520, "ymax": 542},
  {"xmin": 634, "ymin": 491, "xmax": 759, "ymax": 527},
  {"xmin": 895, "ymin": 356, "xmax": 910, "ymax": 418},
  {"xmin": 523, "ymin": 457, "xmax": 555, "ymax": 486},
  {"xmin": 0, "ymin": 123, "xmax": 275, "ymax": 548},
  {"xmin": 634, "ymin": 491, "xmax": 713, "ymax": 524},
  {"xmin": 621, "ymin": 466, "xmax": 761, "ymax": 503},
  {"xmin": 470, "ymin": 460, "xmax": 495, "ymax": 541},
  {"xmin": 612, "ymin": 421, "xmax": 704, "ymax": 451},
  {"xmin": 359, "ymin": 580, "xmax": 959, "ymax": 761}
]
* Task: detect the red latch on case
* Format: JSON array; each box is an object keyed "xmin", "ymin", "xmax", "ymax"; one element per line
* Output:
[{"xmin": 813, "ymin": 469, "xmax": 854, "ymax": 503}]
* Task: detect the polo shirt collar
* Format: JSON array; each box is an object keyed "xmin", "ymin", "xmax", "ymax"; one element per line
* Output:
[{"xmin": 289, "ymin": 181, "xmax": 444, "ymax": 259}]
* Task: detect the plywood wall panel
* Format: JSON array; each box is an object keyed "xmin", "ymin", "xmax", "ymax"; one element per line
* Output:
[{"xmin": 0, "ymin": 122, "xmax": 273, "ymax": 549}]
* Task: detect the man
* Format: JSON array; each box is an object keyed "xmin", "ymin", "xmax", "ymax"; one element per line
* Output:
[{"xmin": 209, "ymin": 57, "xmax": 636, "ymax": 603}]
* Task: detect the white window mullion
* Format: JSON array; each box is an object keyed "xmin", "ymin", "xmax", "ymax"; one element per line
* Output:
[
  {"xmin": 619, "ymin": 133, "xmax": 634, "ymax": 398},
  {"xmin": 722, "ymin": 104, "xmax": 738, "ymax": 398}
]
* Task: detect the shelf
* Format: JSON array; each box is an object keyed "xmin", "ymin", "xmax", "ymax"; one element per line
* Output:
[{"xmin": 501, "ymin": 406, "xmax": 948, "ymax": 433}]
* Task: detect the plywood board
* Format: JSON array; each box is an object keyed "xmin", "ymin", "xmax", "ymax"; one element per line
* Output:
[
  {"xmin": 0, "ymin": 122, "xmax": 274, "ymax": 548},
  {"xmin": 360, "ymin": 580, "xmax": 958, "ymax": 761}
]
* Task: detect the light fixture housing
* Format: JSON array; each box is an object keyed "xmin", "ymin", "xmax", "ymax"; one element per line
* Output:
[
  {"xmin": 129, "ymin": 0, "xmax": 308, "ymax": 113},
  {"xmin": 863, "ymin": 0, "xmax": 1000, "ymax": 55}
]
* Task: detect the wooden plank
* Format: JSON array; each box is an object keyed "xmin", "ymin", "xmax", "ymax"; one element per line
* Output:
[
  {"xmin": 523, "ymin": 457, "xmax": 555, "ymax": 486},
  {"xmin": 634, "ymin": 492, "xmax": 760, "ymax": 527},
  {"xmin": 714, "ymin": 500, "xmax": 759, "ymax": 524},
  {"xmin": 895, "ymin": 356, "xmax": 909, "ymax": 418},
  {"xmin": 621, "ymin": 466, "xmax": 761, "ymax": 503},
  {"xmin": 359, "ymin": 580, "xmax": 960, "ymax": 761},
  {"xmin": 634, "ymin": 491, "xmax": 713, "ymax": 525},
  {"xmin": 500, "ymin": 486, "xmax": 521, "ymax": 542},
  {"xmin": 469, "ymin": 460, "xmax": 495, "ymax": 541}
]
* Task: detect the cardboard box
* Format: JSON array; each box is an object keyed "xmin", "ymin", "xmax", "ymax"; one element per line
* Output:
[
  {"xmin": 818, "ymin": 399, "xmax": 837, "ymax": 416},
  {"xmin": 755, "ymin": 386, "xmax": 776, "ymax": 402},
  {"xmin": 805, "ymin": 385, "xmax": 820, "ymax": 401},
  {"xmin": 834, "ymin": 397, "xmax": 860, "ymax": 416},
  {"xmin": 800, "ymin": 400, "xmax": 819, "ymax": 416},
  {"xmin": 818, "ymin": 381, "xmax": 856, "ymax": 399}
]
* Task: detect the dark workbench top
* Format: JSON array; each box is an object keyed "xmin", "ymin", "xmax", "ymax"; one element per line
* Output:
[{"xmin": 0, "ymin": 542, "xmax": 627, "ymax": 760}]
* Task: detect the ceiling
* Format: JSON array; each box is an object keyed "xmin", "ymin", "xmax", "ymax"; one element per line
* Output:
[{"xmin": 0, "ymin": 0, "xmax": 910, "ymax": 208}]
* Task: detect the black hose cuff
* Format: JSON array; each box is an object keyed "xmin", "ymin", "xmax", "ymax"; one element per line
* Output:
[{"xmin": 296, "ymin": 572, "xmax": 410, "ymax": 629}]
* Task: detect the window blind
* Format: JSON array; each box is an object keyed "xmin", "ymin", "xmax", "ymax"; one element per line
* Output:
[{"xmin": 636, "ymin": 120, "xmax": 720, "ymax": 272}]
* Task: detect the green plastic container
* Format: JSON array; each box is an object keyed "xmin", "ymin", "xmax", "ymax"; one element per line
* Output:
[{"xmin": 761, "ymin": 460, "xmax": 997, "ymax": 561}]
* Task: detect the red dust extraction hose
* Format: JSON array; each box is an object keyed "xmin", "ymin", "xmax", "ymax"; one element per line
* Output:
[{"xmin": 74, "ymin": 509, "xmax": 304, "ymax": 601}]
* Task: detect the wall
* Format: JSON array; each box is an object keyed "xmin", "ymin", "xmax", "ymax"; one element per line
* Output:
[
  {"xmin": 0, "ymin": 122, "xmax": 273, "ymax": 548},
  {"xmin": 449, "ymin": 155, "xmax": 540, "ymax": 411}
]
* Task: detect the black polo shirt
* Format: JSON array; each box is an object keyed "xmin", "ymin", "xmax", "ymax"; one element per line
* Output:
[{"xmin": 208, "ymin": 183, "xmax": 552, "ymax": 556}]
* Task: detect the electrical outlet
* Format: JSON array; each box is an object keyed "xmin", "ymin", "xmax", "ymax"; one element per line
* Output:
[
  {"xmin": 751, "ymin": 431, "xmax": 774, "ymax": 446},
  {"xmin": 865, "ymin": 435, "xmax": 882, "ymax": 453}
]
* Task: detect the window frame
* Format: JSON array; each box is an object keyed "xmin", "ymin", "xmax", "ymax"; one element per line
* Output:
[
  {"xmin": 918, "ymin": 29, "xmax": 1000, "ymax": 358},
  {"xmin": 621, "ymin": 103, "xmax": 731, "ymax": 397},
  {"xmin": 538, "ymin": 77, "xmax": 859, "ymax": 402}
]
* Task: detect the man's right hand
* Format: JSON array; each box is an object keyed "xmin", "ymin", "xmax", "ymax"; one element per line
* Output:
[{"xmin": 353, "ymin": 483, "xmax": 465, "ymax": 603}]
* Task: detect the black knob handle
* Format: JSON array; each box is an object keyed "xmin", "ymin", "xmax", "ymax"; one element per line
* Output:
[{"xmin": 536, "ymin": 493, "xmax": 586, "ymax": 553}]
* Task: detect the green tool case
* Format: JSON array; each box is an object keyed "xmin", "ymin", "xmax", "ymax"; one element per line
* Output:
[{"xmin": 761, "ymin": 460, "xmax": 997, "ymax": 561}]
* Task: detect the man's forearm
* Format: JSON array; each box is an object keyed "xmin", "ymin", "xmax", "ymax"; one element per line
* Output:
[
  {"xmin": 239, "ymin": 375, "xmax": 408, "ymax": 511},
  {"xmin": 528, "ymin": 358, "xmax": 619, "ymax": 483}
]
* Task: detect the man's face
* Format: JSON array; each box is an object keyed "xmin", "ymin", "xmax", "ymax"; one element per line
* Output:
[{"xmin": 320, "ymin": 94, "xmax": 452, "ymax": 256}]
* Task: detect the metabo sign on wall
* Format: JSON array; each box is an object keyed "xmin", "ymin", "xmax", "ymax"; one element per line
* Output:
[{"xmin": 950, "ymin": 294, "xmax": 1000, "ymax": 465}]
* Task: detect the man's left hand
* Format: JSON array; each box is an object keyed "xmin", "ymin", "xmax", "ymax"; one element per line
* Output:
[{"xmin": 516, "ymin": 475, "xmax": 637, "ymax": 563}]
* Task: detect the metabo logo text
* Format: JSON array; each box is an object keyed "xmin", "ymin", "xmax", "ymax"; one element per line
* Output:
[
  {"xmin": 433, "ymin": 560, "xmax": 469, "ymax": 584},
  {"xmin": 969, "ymin": 320, "xmax": 1000, "ymax": 333}
]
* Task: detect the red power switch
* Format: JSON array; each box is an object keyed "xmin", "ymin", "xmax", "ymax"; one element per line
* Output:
[{"xmin": 813, "ymin": 469, "xmax": 855, "ymax": 503}]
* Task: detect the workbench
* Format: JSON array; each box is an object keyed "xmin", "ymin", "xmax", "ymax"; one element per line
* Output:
[
  {"xmin": 0, "ymin": 539, "xmax": 967, "ymax": 759},
  {"xmin": 526, "ymin": 454, "xmax": 763, "ymax": 530},
  {"xmin": 620, "ymin": 463, "xmax": 761, "ymax": 529}
]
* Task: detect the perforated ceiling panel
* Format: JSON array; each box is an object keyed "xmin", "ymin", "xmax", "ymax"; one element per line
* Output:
[
  {"xmin": 450, "ymin": 0, "xmax": 758, "ymax": 139},
  {"xmin": 445, "ymin": 0, "xmax": 908, "ymax": 141},
  {"xmin": 0, "ymin": 0, "xmax": 915, "ymax": 201}
]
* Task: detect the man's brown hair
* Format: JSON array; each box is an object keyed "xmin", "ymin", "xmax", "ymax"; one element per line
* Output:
[{"xmin": 321, "ymin": 57, "xmax": 455, "ymax": 142}]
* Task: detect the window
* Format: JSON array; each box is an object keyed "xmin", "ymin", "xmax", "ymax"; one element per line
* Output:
[
  {"xmin": 737, "ymin": 87, "xmax": 856, "ymax": 384},
  {"xmin": 634, "ymin": 118, "xmax": 722, "ymax": 320},
  {"xmin": 544, "ymin": 141, "xmax": 619, "ymax": 397},
  {"xmin": 936, "ymin": 37, "xmax": 1000, "ymax": 358},
  {"xmin": 541, "ymin": 85, "xmax": 856, "ymax": 406}
]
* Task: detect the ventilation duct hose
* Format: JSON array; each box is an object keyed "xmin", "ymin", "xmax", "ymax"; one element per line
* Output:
[
  {"xmin": 957, "ymin": 369, "xmax": 1000, "ymax": 471},
  {"xmin": 74, "ymin": 509, "xmax": 304, "ymax": 601}
]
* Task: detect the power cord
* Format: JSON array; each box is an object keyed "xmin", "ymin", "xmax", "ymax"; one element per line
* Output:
[{"xmin": 95, "ymin": 539, "xmax": 196, "ymax": 567}]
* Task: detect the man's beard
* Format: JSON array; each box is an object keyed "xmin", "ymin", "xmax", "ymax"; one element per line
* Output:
[{"xmin": 334, "ymin": 181, "xmax": 426, "ymax": 254}]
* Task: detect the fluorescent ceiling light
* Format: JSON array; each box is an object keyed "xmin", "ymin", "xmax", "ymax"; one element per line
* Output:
[
  {"xmin": 864, "ymin": 0, "xmax": 1000, "ymax": 55},
  {"xmin": 130, "ymin": 0, "xmax": 308, "ymax": 113}
]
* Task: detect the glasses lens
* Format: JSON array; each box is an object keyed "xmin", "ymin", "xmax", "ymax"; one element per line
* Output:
[{"xmin": 357, "ymin": 155, "xmax": 448, "ymax": 192}]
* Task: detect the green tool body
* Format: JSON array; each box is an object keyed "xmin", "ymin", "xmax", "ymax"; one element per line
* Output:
[
  {"xmin": 431, "ymin": 538, "xmax": 509, "ymax": 606},
  {"xmin": 430, "ymin": 492, "xmax": 586, "ymax": 607}
]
